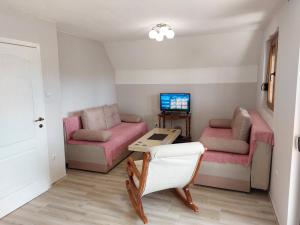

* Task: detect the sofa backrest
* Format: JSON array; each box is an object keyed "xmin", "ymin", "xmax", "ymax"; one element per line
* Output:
[
  {"xmin": 232, "ymin": 109, "xmax": 252, "ymax": 141},
  {"xmin": 81, "ymin": 106, "xmax": 107, "ymax": 130},
  {"xmin": 81, "ymin": 104, "xmax": 121, "ymax": 130},
  {"xmin": 63, "ymin": 116, "xmax": 82, "ymax": 141}
]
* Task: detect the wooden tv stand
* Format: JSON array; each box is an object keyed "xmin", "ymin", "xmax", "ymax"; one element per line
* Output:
[{"xmin": 158, "ymin": 112, "xmax": 191, "ymax": 141}]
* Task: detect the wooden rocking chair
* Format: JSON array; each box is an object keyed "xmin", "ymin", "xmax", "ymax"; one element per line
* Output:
[{"xmin": 125, "ymin": 142, "xmax": 205, "ymax": 224}]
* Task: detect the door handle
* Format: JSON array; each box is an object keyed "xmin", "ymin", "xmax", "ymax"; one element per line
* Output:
[{"xmin": 34, "ymin": 117, "xmax": 45, "ymax": 122}]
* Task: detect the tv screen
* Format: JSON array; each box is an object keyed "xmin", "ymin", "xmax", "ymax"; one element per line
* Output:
[{"xmin": 160, "ymin": 93, "xmax": 191, "ymax": 112}]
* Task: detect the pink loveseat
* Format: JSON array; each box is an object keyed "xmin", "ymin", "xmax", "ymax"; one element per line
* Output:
[
  {"xmin": 196, "ymin": 110, "xmax": 274, "ymax": 192},
  {"xmin": 63, "ymin": 115, "xmax": 148, "ymax": 173}
]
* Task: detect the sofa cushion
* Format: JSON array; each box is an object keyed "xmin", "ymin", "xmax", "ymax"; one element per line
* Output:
[
  {"xmin": 72, "ymin": 129, "xmax": 112, "ymax": 142},
  {"xmin": 81, "ymin": 106, "xmax": 107, "ymax": 130},
  {"xmin": 232, "ymin": 110, "xmax": 252, "ymax": 141},
  {"xmin": 120, "ymin": 113, "xmax": 142, "ymax": 123},
  {"xmin": 68, "ymin": 122, "xmax": 148, "ymax": 166},
  {"xmin": 231, "ymin": 106, "xmax": 245, "ymax": 128},
  {"xmin": 104, "ymin": 104, "xmax": 121, "ymax": 129},
  {"xmin": 209, "ymin": 119, "xmax": 232, "ymax": 129},
  {"xmin": 200, "ymin": 136, "xmax": 249, "ymax": 154},
  {"xmin": 201, "ymin": 127, "xmax": 249, "ymax": 165}
]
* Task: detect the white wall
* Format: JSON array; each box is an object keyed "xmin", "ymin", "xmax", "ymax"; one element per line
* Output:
[
  {"xmin": 0, "ymin": 9, "xmax": 66, "ymax": 183},
  {"xmin": 105, "ymin": 29, "xmax": 262, "ymax": 70},
  {"xmin": 115, "ymin": 66, "xmax": 257, "ymax": 84},
  {"xmin": 58, "ymin": 32, "xmax": 116, "ymax": 116},
  {"xmin": 287, "ymin": 34, "xmax": 300, "ymax": 225},
  {"xmin": 291, "ymin": 53, "xmax": 300, "ymax": 225},
  {"xmin": 256, "ymin": 1, "xmax": 300, "ymax": 224}
]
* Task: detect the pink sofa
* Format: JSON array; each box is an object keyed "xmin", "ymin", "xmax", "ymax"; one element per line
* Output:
[
  {"xmin": 196, "ymin": 110, "xmax": 274, "ymax": 192},
  {"xmin": 63, "ymin": 116, "xmax": 148, "ymax": 173}
]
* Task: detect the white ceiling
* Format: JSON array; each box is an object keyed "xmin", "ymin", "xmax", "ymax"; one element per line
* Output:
[{"xmin": 0, "ymin": 0, "xmax": 284, "ymax": 41}]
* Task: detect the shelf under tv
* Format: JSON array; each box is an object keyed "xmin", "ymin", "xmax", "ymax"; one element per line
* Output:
[{"xmin": 158, "ymin": 112, "xmax": 191, "ymax": 142}]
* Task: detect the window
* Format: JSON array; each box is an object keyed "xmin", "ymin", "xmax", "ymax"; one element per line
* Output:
[{"xmin": 266, "ymin": 33, "xmax": 278, "ymax": 111}]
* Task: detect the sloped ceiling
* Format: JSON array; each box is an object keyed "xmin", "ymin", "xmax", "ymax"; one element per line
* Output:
[
  {"xmin": 0, "ymin": 0, "xmax": 284, "ymax": 41},
  {"xmin": 105, "ymin": 29, "xmax": 263, "ymax": 70}
]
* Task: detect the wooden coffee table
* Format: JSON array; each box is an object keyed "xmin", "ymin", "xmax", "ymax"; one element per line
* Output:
[{"xmin": 129, "ymin": 128, "xmax": 181, "ymax": 152}]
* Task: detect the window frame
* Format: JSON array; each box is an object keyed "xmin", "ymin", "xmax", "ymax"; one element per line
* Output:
[{"xmin": 266, "ymin": 33, "xmax": 278, "ymax": 111}]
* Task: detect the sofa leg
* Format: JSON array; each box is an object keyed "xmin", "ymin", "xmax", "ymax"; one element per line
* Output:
[
  {"xmin": 126, "ymin": 180, "xmax": 148, "ymax": 224},
  {"xmin": 173, "ymin": 187, "xmax": 199, "ymax": 212}
]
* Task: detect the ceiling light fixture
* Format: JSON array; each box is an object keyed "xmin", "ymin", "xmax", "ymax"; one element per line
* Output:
[{"xmin": 148, "ymin": 23, "xmax": 175, "ymax": 42}]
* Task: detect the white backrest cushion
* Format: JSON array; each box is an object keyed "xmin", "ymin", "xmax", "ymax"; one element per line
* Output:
[
  {"xmin": 149, "ymin": 142, "xmax": 204, "ymax": 159},
  {"xmin": 143, "ymin": 142, "xmax": 205, "ymax": 196}
]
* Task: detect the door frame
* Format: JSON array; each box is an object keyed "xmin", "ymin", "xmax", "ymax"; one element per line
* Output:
[{"xmin": 0, "ymin": 37, "xmax": 40, "ymax": 49}]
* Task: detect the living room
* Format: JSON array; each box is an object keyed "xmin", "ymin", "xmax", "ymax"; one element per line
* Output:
[{"xmin": 0, "ymin": 0, "xmax": 300, "ymax": 225}]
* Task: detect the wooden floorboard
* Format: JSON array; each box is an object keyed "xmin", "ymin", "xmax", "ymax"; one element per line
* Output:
[{"xmin": 0, "ymin": 157, "xmax": 278, "ymax": 225}]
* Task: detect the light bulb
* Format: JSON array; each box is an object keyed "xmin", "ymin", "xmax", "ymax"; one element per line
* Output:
[
  {"xmin": 156, "ymin": 33, "xmax": 164, "ymax": 42},
  {"xmin": 160, "ymin": 26, "xmax": 169, "ymax": 36},
  {"xmin": 166, "ymin": 29, "xmax": 175, "ymax": 39},
  {"xmin": 148, "ymin": 29, "xmax": 158, "ymax": 39}
]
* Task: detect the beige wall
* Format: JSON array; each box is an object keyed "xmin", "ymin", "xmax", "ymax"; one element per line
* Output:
[
  {"xmin": 0, "ymin": 9, "xmax": 65, "ymax": 183},
  {"xmin": 116, "ymin": 83, "xmax": 257, "ymax": 140},
  {"xmin": 256, "ymin": 1, "xmax": 300, "ymax": 224},
  {"xmin": 58, "ymin": 32, "xmax": 117, "ymax": 116}
]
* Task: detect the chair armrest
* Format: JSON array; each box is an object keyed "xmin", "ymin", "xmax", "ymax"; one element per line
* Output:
[
  {"xmin": 127, "ymin": 157, "xmax": 141, "ymax": 180},
  {"xmin": 209, "ymin": 119, "xmax": 232, "ymax": 128},
  {"xmin": 120, "ymin": 113, "xmax": 142, "ymax": 123},
  {"xmin": 200, "ymin": 137, "xmax": 249, "ymax": 154}
]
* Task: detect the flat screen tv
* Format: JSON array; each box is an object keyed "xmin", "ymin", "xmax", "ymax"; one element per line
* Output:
[{"xmin": 160, "ymin": 93, "xmax": 191, "ymax": 113}]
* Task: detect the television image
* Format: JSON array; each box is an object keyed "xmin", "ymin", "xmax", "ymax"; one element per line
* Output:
[{"xmin": 160, "ymin": 93, "xmax": 191, "ymax": 112}]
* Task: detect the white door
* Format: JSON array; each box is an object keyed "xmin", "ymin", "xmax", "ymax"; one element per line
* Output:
[{"xmin": 0, "ymin": 41, "xmax": 50, "ymax": 218}]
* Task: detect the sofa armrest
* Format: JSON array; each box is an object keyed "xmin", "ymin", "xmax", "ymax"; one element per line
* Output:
[
  {"xmin": 200, "ymin": 136, "xmax": 249, "ymax": 154},
  {"xmin": 209, "ymin": 119, "xmax": 232, "ymax": 128},
  {"xmin": 251, "ymin": 141, "xmax": 272, "ymax": 190},
  {"xmin": 120, "ymin": 113, "xmax": 142, "ymax": 123}
]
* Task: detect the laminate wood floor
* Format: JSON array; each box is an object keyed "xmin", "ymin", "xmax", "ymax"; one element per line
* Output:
[{"xmin": 1, "ymin": 158, "xmax": 278, "ymax": 225}]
